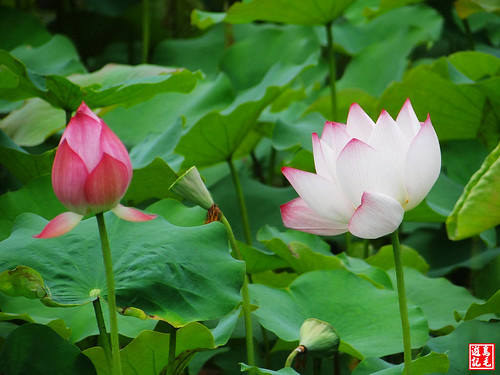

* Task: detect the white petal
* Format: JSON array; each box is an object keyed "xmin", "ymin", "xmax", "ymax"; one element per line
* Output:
[
  {"xmin": 281, "ymin": 198, "xmax": 348, "ymax": 236},
  {"xmin": 312, "ymin": 133, "xmax": 332, "ymax": 181},
  {"xmin": 346, "ymin": 103, "xmax": 375, "ymax": 142},
  {"xmin": 282, "ymin": 167, "xmax": 354, "ymax": 223},
  {"xmin": 368, "ymin": 110, "xmax": 410, "ymax": 173},
  {"xmin": 396, "ymin": 98, "xmax": 421, "ymax": 142},
  {"xmin": 320, "ymin": 121, "xmax": 351, "ymax": 160},
  {"xmin": 348, "ymin": 192, "xmax": 404, "ymax": 239},
  {"xmin": 403, "ymin": 116, "xmax": 441, "ymax": 210},
  {"xmin": 336, "ymin": 139, "xmax": 407, "ymax": 207}
]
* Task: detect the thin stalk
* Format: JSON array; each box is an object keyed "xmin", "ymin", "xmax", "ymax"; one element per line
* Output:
[
  {"xmin": 391, "ymin": 229, "xmax": 412, "ymax": 375},
  {"xmin": 220, "ymin": 214, "xmax": 256, "ymax": 373},
  {"xmin": 313, "ymin": 357, "xmax": 322, "ymax": 375},
  {"xmin": 333, "ymin": 352, "xmax": 340, "ymax": 375},
  {"xmin": 142, "ymin": 0, "xmax": 150, "ymax": 63},
  {"xmin": 345, "ymin": 232, "xmax": 352, "ymax": 254},
  {"xmin": 167, "ymin": 325, "xmax": 177, "ymax": 375},
  {"xmin": 462, "ymin": 18, "xmax": 475, "ymax": 51},
  {"xmin": 266, "ymin": 147, "xmax": 277, "ymax": 185},
  {"xmin": 96, "ymin": 212, "xmax": 122, "ymax": 375},
  {"xmin": 227, "ymin": 158, "xmax": 252, "ymax": 245},
  {"xmin": 325, "ymin": 22, "xmax": 337, "ymax": 121},
  {"xmin": 92, "ymin": 298, "xmax": 112, "ymax": 370},
  {"xmin": 65, "ymin": 109, "xmax": 72, "ymax": 125},
  {"xmin": 285, "ymin": 346, "xmax": 305, "ymax": 368}
]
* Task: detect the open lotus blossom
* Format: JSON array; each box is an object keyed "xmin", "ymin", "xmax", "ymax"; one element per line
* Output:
[
  {"xmin": 281, "ymin": 99, "xmax": 441, "ymax": 239},
  {"xmin": 35, "ymin": 102, "xmax": 156, "ymax": 239}
]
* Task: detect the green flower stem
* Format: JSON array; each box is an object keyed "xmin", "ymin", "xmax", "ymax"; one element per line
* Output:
[
  {"xmin": 167, "ymin": 324, "xmax": 177, "ymax": 375},
  {"xmin": 65, "ymin": 109, "xmax": 72, "ymax": 125},
  {"xmin": 96, "ymin": 212, "xmax": 122, "ymax": 375},
  {"xmin": 142, "ymin": 0, "xmax": 150, "ymax": 63},
  {"xmin": 285, "ymin": 346, "xmax": 304, "ymax": 368},
  {"xmin": 266, "ymin": 147, "xmax": 277, "ymax": 185},
  {"xmin": 92, "ymin": 298, "xmax": 112, "ymax": 370},
  {"xmin": 220, "ymin": 214, "xmax": 256, "ymax": 373},
  {"xmin": 227, "ymin": 158, "xmax": 252, "ymax": 246},
  {"xmin": 345, "ymin": 232, "xmax": 352, "ymax": 254},
  {"xmin": 391, "ymin": 229, "xmax": 412, "ymax": 375},
  {"xmin": 325, "ymin": 21, "xmax": 337, "ymax": 121}
]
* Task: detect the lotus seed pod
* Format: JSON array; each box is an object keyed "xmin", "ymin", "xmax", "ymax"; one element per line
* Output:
[
  {"xmin": 299, "ymin": 318, "xmax": 340, "ymax": 357},
  {"xmin": 169, "ymin": 166, "xmax": 214, "ymax": 210}
]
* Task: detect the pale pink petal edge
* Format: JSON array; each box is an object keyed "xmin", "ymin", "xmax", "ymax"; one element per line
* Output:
[
  {"xmin": 112, "ymin": 204, "xmax": 157, "ymax": 222},
  {"xmin": 280, "ymin": 198, "xmax": 348, "ymax": 236},
  {"xmin": 34, "ymin": 212, "xmax": 84, "ymax": 239}
]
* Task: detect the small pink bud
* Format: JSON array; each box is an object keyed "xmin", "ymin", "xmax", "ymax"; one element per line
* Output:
[{"xmin": 35, "ymin": 102, "xmax": 155, "ymax": 239}]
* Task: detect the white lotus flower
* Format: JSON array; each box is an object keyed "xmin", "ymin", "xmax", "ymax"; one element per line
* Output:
[{"xmin": 280, "ymin": 99, "xmax": 441, "ymax": 239}]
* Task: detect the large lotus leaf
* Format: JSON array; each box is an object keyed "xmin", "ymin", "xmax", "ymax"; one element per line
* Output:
[
  {"xmin": 10, "ymin": 34, "xmax": 86, "ymax": 76},
  {"xmin": 128, "ymin": 117, "xmax": 184, "ymax": 170},
  {"xmin": 146, "ymin": 199, "xmax": 207, "ymax": 228},
  {"xmin": 84, "ymin": 323, "xmax": 216, "ymax": 375},
  {"xmin": 175, "ymin": 58, "xmax": 315, "ymax": 167},
  {"xmin": 441, "ymin": 139, "xmax": 489, "ymax": 186},
  {"xmin": 250, "ymin": 270, "xmax": 429, "ymax": 359},
  {"xmin": 336, "ymin": 5, "xmax": 443, "ymax": 96},
  {"xmin": 447, "ymin": 51, "xmax": 500, "ymax": 82},
  {"xmin": 240, "ymin": 364, "xmax": 299, "ymax": 375},
  {"xmin": 220, "ymin": 24, "xmax": 320, "ymax": 91},
  {"xmin": 366, "ymin": 245, "xmax": 429, "ymax": 274},
  {"xmin": 387, "ymin": 268, "xmax": 482, "ymax": 332},
  {"xmin": 0, "ymin": 5, "xmax": 51, "ymax": 50},
  {"xmin": 0, "ymin": 98, "xmax": 65, "ymax": 147},
  {"xmin": 447, "ymin": 142, "xmax": 500, "ymax": 240},
  {"xmin": 426, "ymin": 321, "xmax": 500, "ymax": 375},
  {"xmin": 463, "ymin": 289, "xmax": 500, "ymax": 320},
  {"xmin": 152, "ymin": 23, "xmax": 226, "ymax": 77},
  {"xmin": 0, "ymin": 323, "xmax": 96, "ymax": 375},
  {"xmin": 102, "ymin": 73, "xmax": 234, "ymax": 145},
  {"xmin": 0, "ymin": 51, "xmax": 200, "ymax": 111},
  {"xmin": 223, "ymin": 0, "xmax": 355, "ymax": 26},
  {"xmin": 352, "ymin": 351, "xmax": 449, "ymax": 375},
  {"xmin": 0, "ymin": 295, "xmax": 156, "ymax": 343},
  {"xmin": 0, "ymin": 174, "xmax": 65, "ymax": 223},
  {"xmin": 123, "ymin": 157, "xmax": 179, "ymax": 205},
  {"xmin": 455, "ymin": 0, "xmax": 500, "ymax": 18},
  {"xmin": 0, "ymin": 128, "xmax": 55, "ymax": 182},
  {"xmin": 379, "ymin": 63, "xmax": 485, "ymax": 141},
  {"xmin": 403, "ymin": 227, "xmax": 500, "ymax": 277},
  {"xmin": 0, "ymin": 212, "xmax": 245, "ymax": 327}
]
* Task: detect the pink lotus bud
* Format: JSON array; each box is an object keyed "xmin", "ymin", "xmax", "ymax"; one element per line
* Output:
[{"xmin": 35, "ymin": 102, "xmax": 156, "ymax": 239}]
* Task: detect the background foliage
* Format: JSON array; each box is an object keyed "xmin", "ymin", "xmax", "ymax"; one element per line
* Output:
[{"xmin": 0, "ymin": 0, "xmax": 499, "ymax": 374}]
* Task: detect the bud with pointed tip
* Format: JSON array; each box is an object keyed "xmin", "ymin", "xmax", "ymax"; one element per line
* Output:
[
  {"xmin": 34, "ymin": 101, "xmax": 156, "ymax": 239},
  {"xmin": 169, "ymin": 166, "xmax": 214, "ymax": 210}
]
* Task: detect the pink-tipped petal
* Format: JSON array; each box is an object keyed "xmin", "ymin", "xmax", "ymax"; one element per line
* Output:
[
  {"xmin": 336, "ymin": 139, "xmax": 407, "ymax": 207},
  {"xmin": 33, "ymin": 212, "xmax": 84, "ymax": 239},
  {"xmin": 346, "ymin": 103, "xmax": 375, "ymax": 142},
  {"xmin": 76, "ymin": 101, "xmax": 100, "ymax": 122},
  {"xmin": 281, "ymin": 198, "xmax": 348, "ymax": 236},
  {"xmin": 282, "ymin": 167, "xmax": 354, "ymax": 223},
  {"xmin": 396, "ymin": 98, "xmax": 421, "ymax": 142},
  {"xmin": 99, "ymin": 121, "xmax": 133, "ymax": 180},
  {"xmin": 320, "ymin": 122, "xmax": 351, "ymax": 159},
  {"xmin": 368, "ymin": 110, "xmax": 409, "ymax": 173},
  {"xmin": 84, "ymin": 153, "xmax": 130, "ymax": 212},
  {"xmin": 403, "ymin": 116, "xmax": 441, "ymax": 210},
  {"xmin": 348, "ymin": 191, "xmax": 404, "ymax": 239},
  {"xmin": 52, "ymin": 140, "xmax": 89, "ymax": 214},
  {"xmin": 62, "ymin": 110, "xmax": 103, "ymax": 172},
  {"xmin": 112, "ymin": 204, "xmax": 157, "ymax": 222}
]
